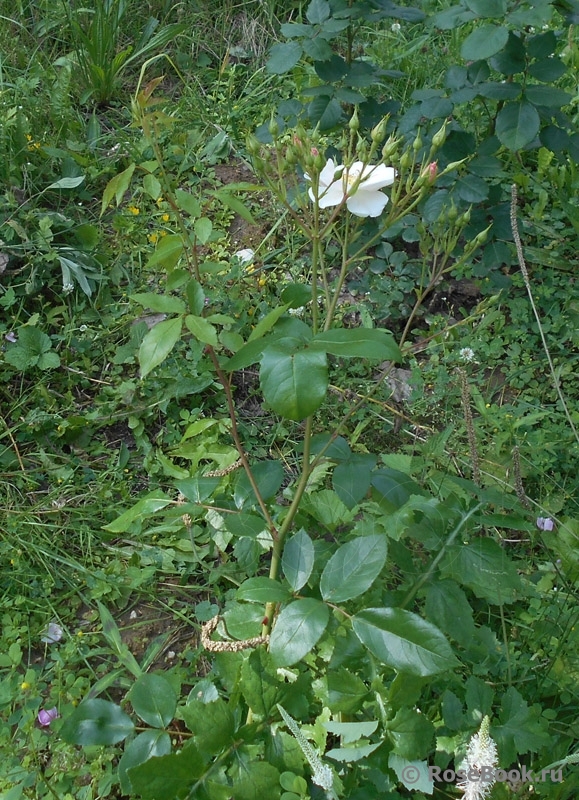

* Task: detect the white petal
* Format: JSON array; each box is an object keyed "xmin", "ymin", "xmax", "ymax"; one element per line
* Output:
[
  {"xmin": 318, "ymin": 181, "xmax": 346, "ymax": 208},
  {"xmin": 357, "ymin": 164, "xmax": 396, "ymax": 191},
  {"xmin": 346, "ymin": 190, "xmax": 389, "ymax": 217},
  {"xmin": 318, "ymin": 158, "xmax": 340, "ymax": 189}
]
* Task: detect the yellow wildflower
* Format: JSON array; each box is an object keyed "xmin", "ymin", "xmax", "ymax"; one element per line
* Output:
[{"xmin": 128, "ymin": 206, "xmax": 140, "ymax": 215}]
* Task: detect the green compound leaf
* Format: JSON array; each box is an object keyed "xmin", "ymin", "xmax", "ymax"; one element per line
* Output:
[
  {"xmin": 320, "ymin": 535, "xmax": 388, "ymax": 603},
  {"xmin": 282, "ymin": 529, "xmax": 315, "ymax": 592},
  {"xmin": 60, "ymin": 699, "xmax": 134, "ymax": 745},
  {"xmin": 138, "ymin": 316, "xmax": 182, "ymax": 378},
  {"xmin": 352, "ymin": 608, "xmax": 459, "ymax": 676},
  {"xmin": 260, "ymin": 343, "xmax": 328, "ymax": 421},
  {"xmin": 127, "ymin": 674, "xmax": 177, "ymax": 727},
  {"xmin": 270, "ymin": 598, "xmax": 330, "ymax": 666}
]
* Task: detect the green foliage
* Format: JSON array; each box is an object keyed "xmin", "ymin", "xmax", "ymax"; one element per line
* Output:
[
  {"xmin": 63, "ymin": 0, "xmax": 186, "ymax": 105},
  {"xmin": 3, "ymin": 2, "xmax": 579, "ymax": 800}
]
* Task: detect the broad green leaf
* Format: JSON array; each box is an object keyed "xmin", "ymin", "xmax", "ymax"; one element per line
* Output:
[
  {"xmin": 260, "ymin": 344, "xmax": 328, "ymax": 421},
  {"xmin": 128, "ymin": 674, "xmax": 177, "ymax": 727},
  {"xmin": 175, "ymin": 476, "xmax": 220, "ymax": 502},
  {"xmin": 266, "ymin": 42, "xmax": 303, "ymax": 74},
  {"xmin": 270, "ymin": 599, "xmax": 330, "ymax": 666},
  {"xmin": 460, "ymin": 24, "xmax": 509, "ymax": 61},
  {"xmin": 310, "ymin": 328, "xmax": 401, "ymax": 360},
  {"xmin": 490, "ymin": 31, "xmax": 526, "ymax": 75},
  {"xmin": 464, "ymin": 0, "xmax": 507, "ymax": 16},
  {"xmin": 234, "ymin": 460, "xmax": 285, "ymax": 508},
  {"xmin": 130, "ymin": 292, "xmax": 186, "ymax": 314},
  {"xmin": 308, "ymin": 95, "xmax": 343, "ymax": 130},
  {"xmin": 224, "ymin": 336, "xmax": 277, "ymax": 371},
  {"xmin": 223, "ymin": 602, "xmax": 264, "ymax": 640},
  {"xmin": 229, "ymin": 761, "xmax": 281, "ymax": 800},
  {"xmin": 425, "ymin": 580, "xmax": 475, "ymax": 646},
  {"xmin": 143, "ymin": 174, "xmax": 162, "ymax": 200},
  {"xmin": 326, "ymin": 720, "xmax": 377, "ymax": 743},
  {"xmin": 333, "ymin": 455, "xmax": 376, "ymax": 508},
  {"xmin": 371, "ymin": 468, "xmax": 425, "ymax": 512},
  {"xmin": 320, "ymin": 535, "xmax": 388, "ymax": 603},
  {"xmin": 237, "ymin": 578, "xmax": 292, "ymax": 604},
  {"xmin": 494, "ymin": 687, "xmax": 550, "ymax": 764},
  {"xmin": 146, "ymin": 234, "xmax": 183, "ymax": 270},
  {"xmin": 389, "ymin": 755, "xmax": 433, "ymax": 794},
  {"xmin": 495, "ymin": 100, "xmax": 540, "ymax": 150},
  {"xmin": 300, "ymin": 489, "xmax": 355, "ymax": 531},
  {"xmin": 454, "ymin": 174, "xmax": 489, "ymax": 203},
  {"xmin": 327, "ymin": 668, "xmax": 369, "ymax": 713},
  {"xmin": 302, "ymin": 37, "xmax": 333, "ymax": 61},
  {"xmin": 325, "ymin": 741, "xmax": 381, "ymax": 762},
  {"xmin": 280, "ymin": 283, "xmax": 311, "ymax": 308},
  {"xmin": 385, "ymin": 706, "xmax": 435, "ymax": 759},
  {"xmin": 525, "ymin": 85, "xmax": 571, "ymax": 108},
  {"xmin": 175, "ymin": 188, "xmax": 201, "ymax": 217},
  {"xmin": 47, "ymin": 175, "xmax": 85, "ymax": 190},
  {"xmin": 440, "ymin": 539, "xmax": 523, "ymax": 604},
  {"xmin": 224, "ymin": 512, "xmax": 268, "ymax": 540},
  {"xmin": 101, "ymin": 163, "xmax": 135, "ymax": 215},
  {"xmin": 352, "ymin": 608, "xmax": 459, "ymax": 676},
  {"xmin": 194, "ymin": 217, "xmax": 212, "ymax": 244},
  {"xmin": 127, "ymin": 742, "xmax": 205, "ymax": 800},
  {"xmin": 477, "ymin": 81, "xmax": 521, "ymax": 100},
  {"xmin": 103, "ymin": 493, "xmax": 172, "ymax": 533},
  {"xmin": 119, "ymin": 730, "xmax": 171, "ymax": 795},
  {"xmin": 185, "ymin": 314, "xmax": 218, "ymax": 346},
  {"xmin": 282, "ymin": 529, "xmax": 315, "ymax": 592},
  {"xmin": 248, "ymin": 304, "xmax": 291, "ymax": 342},
  {"xmin": 60, "ymin": 699, "xmax": 134, "ymax": 745},
  {"xmin": 4, "ymin": 327, "xmax": 58, "ymax": 371},
  {"xmin": 138, "ymin": 316, "xmax": 182, "ymax": 378},
  {"xmin": 306, "ymin": 0, "xmax": 331, "ymax": 24},
  {"xmin": 528, "ymin": 57, "xmax": 567, "ymax": 83},
  {"xmin": 241, "ymin": 649, "xmax": 280, "ymax": 717},
  {"xmin": 186, "ymin": 279, "xmax": 205, "ymax": 316},
  {"xmin": 180, "ymin": 699, "xmax": 235, "ymax": 756},
  {"xmin": 527, "ymin": 29, "xmax": 557, "ymax": 59}
]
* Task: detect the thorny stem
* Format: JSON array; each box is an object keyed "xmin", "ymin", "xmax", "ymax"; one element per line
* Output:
[{"xmin": 207, "ymin": 348, "xmax": 278, "ymax": 539}]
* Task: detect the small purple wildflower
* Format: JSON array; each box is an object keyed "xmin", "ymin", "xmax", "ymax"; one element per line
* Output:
[
  {"xmin": 38, "ymin": 707, "xmax": 59, "ymax": 727},
  {"xmin": 5, "ymin": 332, "xmax": 17, "ymax": 343},
  {"xmin": 41, "ymin": 622, "xmax": 63, "ymax": 644},
  {"xmin": 536, "ymin": 517, "xmax": 554, "ymax": 532}
]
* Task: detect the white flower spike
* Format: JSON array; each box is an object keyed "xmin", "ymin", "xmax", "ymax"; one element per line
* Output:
[
  {"xmin": 457, "ymin": 716, "xmax": 499, "ymax": 800},
  {"xmin": 307, "ymin": 158, "xmax": 395, "ymax": 218}
]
